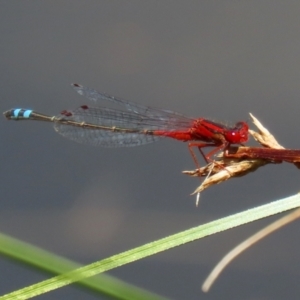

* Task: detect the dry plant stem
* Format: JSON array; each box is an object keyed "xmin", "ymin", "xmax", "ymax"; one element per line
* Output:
[
  {"xmin": 183, "ymin": 158, "xmax": 269, "ymax": 194},
  {"xmin": 202, "ymin": 207, "xmax": 300, "ymax": 292},
  {"xmin": 248, "ymin": 113, "xmax": 284, "ymax": 149},
  {"xmin": 225, "ymin": 147, "xmax": 300, "ymax": 167}
]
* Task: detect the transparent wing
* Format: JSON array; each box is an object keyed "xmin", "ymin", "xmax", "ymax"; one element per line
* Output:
[
  {"xmin": 72, "ymin": 83, "xmax": 189, "ymax": 119},
  {"xmin": 54, "ymin": 104, "xmax": 194, "ymax": 147},
  {"xmin": 54, "ymin": 84, "xmax": 194, "ymax": 147}
]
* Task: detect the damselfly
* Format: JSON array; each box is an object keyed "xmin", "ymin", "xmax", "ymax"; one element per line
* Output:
[{"xmin": 4, "ymin": 84, "xmax": 249, "ymax": 165}]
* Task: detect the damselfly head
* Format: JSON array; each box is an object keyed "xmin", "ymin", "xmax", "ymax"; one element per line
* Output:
[{"xmin": 224, "ymin": 121, "xmax": 249, "ymax": 144}]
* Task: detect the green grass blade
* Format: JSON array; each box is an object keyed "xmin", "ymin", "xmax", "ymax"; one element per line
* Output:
[
  {"xmin": 0, "ymin": 233, "xmax": 169, "ymax": 300},
  {"xmin": 1, "ymin": 193, "xmax": 300, "ymax": 300}
]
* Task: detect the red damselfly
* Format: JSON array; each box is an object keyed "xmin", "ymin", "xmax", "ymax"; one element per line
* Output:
[{"xmin": 4, "ymin": 83, "xmax": 249, "ymax": 165}]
